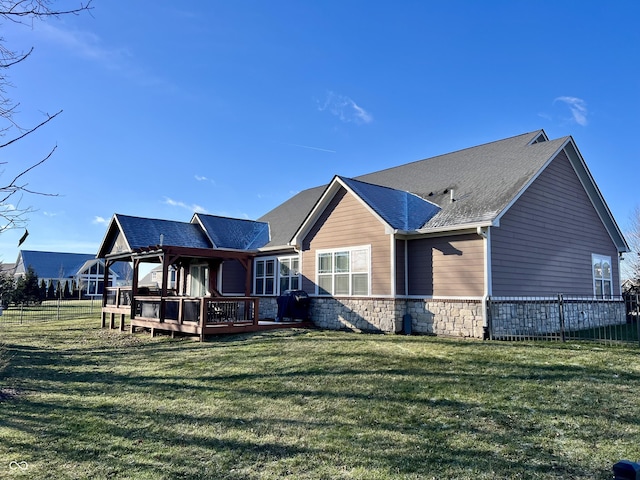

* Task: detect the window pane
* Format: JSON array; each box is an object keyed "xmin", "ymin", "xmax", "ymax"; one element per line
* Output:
[
  {"xmin": 291, "ymin": 258, "xmax": 299, "ymax": 274},
  {"xmin": 256, "ymin": 278, "xmax": 264, "ymax": 295},
  {"xmin": 265, "ymin": 278, "xmax": 274, "ymax": 295},
  {"xmin": 595, "ymin": 280, "xmax": 603, "ymax": 297},
  {"xmin": 335, "ymin": 252, "xmax": 349, "ymax": 273},
  {"xmin": 351, "ymin": 249, "xmax": 368, "ymax": 273},
  {"xmin": 352, "ymin": 273, "xmax": 368, "ymax": 296},
  {"xmin": 291, "ymin": 277, "xmax": 299, "ymax": 290},
  {"xmin": 603, "ymin": 281, "xmax": 612, "ymax": 298},
  {"xmin": 593, "ymin": 260, "xmax": 603, "ymax": 279},
  {"xmin": 280, "ymin": 277, "xmax": 289, "ymax": 294},
  {"xmin": 602, "ymin": 261, "xmax": 611, "ymax": 279},
  {"xmin": 335, "ymin": 274, "xmax": 349, "ymax": 295},
  {"xmin": 280, "ymin": 259, "xmax": 290, "ymax": 276},
  {"xmin": 266, "ymin": 260, "xmax": 275, "ymax": 277},
  {"xmin": 256, "ymin": 261, "xmax": 264, "ymax": 277},
  {"xmin": 319, "ymin": 253, "xmax": 332, "ymax": 273},
  {"xmin": 318, "ymin": 275, "xmax": 332, "ymax": 295}
]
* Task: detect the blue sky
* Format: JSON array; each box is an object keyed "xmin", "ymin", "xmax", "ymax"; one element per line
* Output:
[{"xmin": 0, "ymin": 1, "xmax": 638, "ymax": 265}]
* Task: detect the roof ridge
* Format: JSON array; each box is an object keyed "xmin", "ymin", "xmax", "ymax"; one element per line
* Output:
[{"xmin": 355, "ymin": 130, "xmax": 544, "ymax": 180}]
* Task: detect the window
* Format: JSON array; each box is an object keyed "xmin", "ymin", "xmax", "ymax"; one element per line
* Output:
[
  {"xmin": 279, "ymin": 257, "xmax": 300, "ymax": 293},
  {"xmin": 254, "ymin": 258, "xmax": 275, "ymax": 295},
  {"xmin": 317, "ymin": 246, "xmax": 370, "ymax": 296},
  {"xmin": 254, "ymin": 256, "xmax": 301, "ymax": 296},
  {"xmin": 592, "ymin": 254, "xmax": 612, "ymax": 298}
]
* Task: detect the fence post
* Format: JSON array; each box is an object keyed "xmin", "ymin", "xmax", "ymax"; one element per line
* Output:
[
  {"xmin": 57, "ymin": 297, "xmax": 61, "ymax": 321},
  {"xmin": 558, "ymin": 294, "xmax": 566, "ymax": 342},
  {"xmin": 486, "ymin": 296, "xmax": 493, "ymax": 340},
  {"xmin": 20, "ymin": 304, "xmax": 23, "ymax": 325},
  {"xmin": 636, "ymin": 294, "xmax": 640, "ymax": 348}
]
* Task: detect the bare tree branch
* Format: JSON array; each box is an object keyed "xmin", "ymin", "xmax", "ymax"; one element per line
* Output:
[{"xmin": 0, "ymin": 1, "xmax": 92, "ymax": 232}]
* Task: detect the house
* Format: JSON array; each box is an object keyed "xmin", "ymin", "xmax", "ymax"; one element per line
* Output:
[
  {"xmin": 15, "ymin": 250, "xmax": 131, "ymax": 297},
  {"xmin": 97, "ymin": 130, "xmax": 629, "ymax": 339}
]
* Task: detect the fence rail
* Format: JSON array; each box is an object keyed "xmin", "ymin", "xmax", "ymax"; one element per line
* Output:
[
  {"xmin": 0, "ymin": 298, "xmax": 101, "ymax": 326},
  {"xmin": 487, "ymin": 294, "xmax": 639, "ymax": 345}
]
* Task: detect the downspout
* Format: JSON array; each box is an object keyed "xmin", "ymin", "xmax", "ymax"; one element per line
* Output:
[{"xmin": 477, "ymin": 226, "xmax": 491, "ymax": 339}]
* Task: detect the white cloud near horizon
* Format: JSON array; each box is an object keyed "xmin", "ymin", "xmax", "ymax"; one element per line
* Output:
[
  {"xmin": 164, "ymin": 197, "xmax": 209, "ymax": 214},
  {"xmin": 554, "ymin": 96, "xmax": 588, "ymax": 126},
  {"xmin": 318, "ymin": 91, "xmax": 373, "ymax": 124}
]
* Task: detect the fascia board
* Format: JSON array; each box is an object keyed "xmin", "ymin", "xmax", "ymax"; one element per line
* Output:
[
  {"xmin": 97, "ymin": 214, "xmax": 132, "ymax": 259},
  {"xmin": 289, "ymin": 176, "xmax": 393, "ymax": 248},
  {"xmin": 190, "ymin": 213, "xmax": 218, "ymax": 248},
  {"xmin": 562, "ymin": 138, "xmax": 630, "ymax": 253},
  {"xmin": 493, "ymin": 148, "xmax": 557, "ymax": 228},
  {"xmin": 411, "ymin": 221, "xmax": 493, "ymax": 238}
]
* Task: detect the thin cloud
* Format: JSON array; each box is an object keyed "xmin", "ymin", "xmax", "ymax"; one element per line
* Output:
[
  {"xmin": 195, "ymin": 175, "xmax": 216, "ymax": 185},
  {"xmin": 554, "ymin": 96, "xmax": 588, "ymax": 126},
  {"xmin": 318, "ymin": 91, "xmax": 373, "ymax": 124},
  {"xmin": 92, "ymin": 216, "xmax": 109, "ymax": 226},
  {"xmin": 163, "ymin": 197, "xmax": 209, "ymax": 214},
  {"xmin": 282, "ymin": 142, "xmax": 336, "ymax": 153},
  {"xmin": 37, "ymin": 22, "xmax": 177, "ymax": 92}
]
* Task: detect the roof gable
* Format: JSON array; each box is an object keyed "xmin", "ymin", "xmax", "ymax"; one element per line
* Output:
[{"xmin": 97, "ymin": 214, "xmax": 212, "ymax": 258}]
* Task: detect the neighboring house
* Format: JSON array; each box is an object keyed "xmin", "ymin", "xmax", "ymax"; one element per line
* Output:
[
  {"xmin": 97, "ymin": 130, "xmax": 629, "ymax": 338},
  {"xmin": 139, "ymin": 265, "xmax": 178, "ymax": 289},
  {"xmin": 15, "ymin": 250, "xmax": 131, "ymax": 297}
]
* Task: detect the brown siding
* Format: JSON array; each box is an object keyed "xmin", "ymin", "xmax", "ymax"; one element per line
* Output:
[
  {"xmin": 407, "ymin": 233, "xmax": 484, "ymax": 297},
  {"xmin": 301, "ymin": 187, "xmax": 392, "ymax": 295},
  {"xmin": 491, "ymin": 150, "xmax": 620, "ymax": 296},
  {"xmin": 221, "ymin": 260, "xmax": 246, "ymax": 295},
  {"xmin": 395, "ymin": 239, "xmax": 406, "ymax": 296}
]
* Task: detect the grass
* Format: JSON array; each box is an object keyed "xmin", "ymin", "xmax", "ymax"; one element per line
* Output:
[{"xmin": 2, "ymin": 318, "xmax": 640, "ymax": 479}]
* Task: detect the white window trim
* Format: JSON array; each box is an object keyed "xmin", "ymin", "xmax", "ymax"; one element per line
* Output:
[
  {"xmin": 592, "ymin": 253, "xmax": 612, "ymax": 298},
  {"xmin": 315, "ymin": 245, "xmax": 371, "ymax": 297},
  {"xmin": 253, "ymin": 255, "xmax": 301, "ymax": 296}
]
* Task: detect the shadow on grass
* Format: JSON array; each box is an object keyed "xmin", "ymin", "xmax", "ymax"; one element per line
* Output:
[{"xmin": 1, "ymin": 326, "xmax": 637, "ymax": 478}]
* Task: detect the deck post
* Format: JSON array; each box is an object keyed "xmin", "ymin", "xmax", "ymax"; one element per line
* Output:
[{"xmin": 199, "ymin": 297, "xmax": 206, "ymax": 342}]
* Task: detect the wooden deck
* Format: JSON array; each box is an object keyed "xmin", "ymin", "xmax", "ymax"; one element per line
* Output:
[{"xmin": 101, "ymin": 287, "xmax": 312, "ymax": 340}]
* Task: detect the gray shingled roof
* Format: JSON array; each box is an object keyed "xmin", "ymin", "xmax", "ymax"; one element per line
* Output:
[
  {"xmin": 193, "ymin": 214, "xmax": 270, "ymax": 250},
  {"xmin": 339, "ymin": 177, "xmax": 441, "ymax": 231},
  {"xmin": 259, "ymin": 130, "xmax": 567, "ymax": 247},
  {"xmin": 17, "ymin": 250, "xmax": 129, "ymax": 279},
  {"xmin": 116, "ymin": 214, "xmax": 212, "ymax": 250}
]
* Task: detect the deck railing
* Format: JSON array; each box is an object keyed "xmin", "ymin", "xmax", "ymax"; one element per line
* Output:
[
  {"xmin": 104, "ymin": 287, "xmax": 132, "ymax": 309},
  {"xmin": 133, "ymin": 295, "xmax": 259, "ymax": 327}
]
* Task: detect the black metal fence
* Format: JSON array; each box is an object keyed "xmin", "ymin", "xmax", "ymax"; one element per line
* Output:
[
  {"xmin": 0, "ymin": 298, "xmax": 101, "ymax": 326},
  {"xmin": 487, "ymin": 294, "xmax": 640, "ymax": 345}
]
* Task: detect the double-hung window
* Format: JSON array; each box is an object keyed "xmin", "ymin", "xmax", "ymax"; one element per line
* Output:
[
  {"xmin": 254, "ymin": 256, "xmax": 301, "ymax": 296},
  {"xmin": 317, "ymin": 246, "xmax": 370, "ymax": 296},
  {"xmin": 592, "ymin": 254, "xmax": 612, "ymax": 298},
  {"xmin": 254, "ymin": 258, "xmax": 276, "ymax": 295}
]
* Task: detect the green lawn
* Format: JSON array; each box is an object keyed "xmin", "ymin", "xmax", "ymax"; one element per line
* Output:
[{"xmin": 2, "ymin": 318, "xmax": 640, "ymax": 479}]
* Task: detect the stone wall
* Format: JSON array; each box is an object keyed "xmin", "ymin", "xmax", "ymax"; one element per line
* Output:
[
  {"xmin": 300, "ymin": 297, "xmax": 484, "ymax": 338},
  {"xmin": 406, "ymin": 299, "xmax": 484, "ymax": 338}
]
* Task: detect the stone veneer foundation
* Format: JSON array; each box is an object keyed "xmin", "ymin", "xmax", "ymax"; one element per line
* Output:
[
  {"xmin": 259, "ymin": 296, "xmax": 485, "ymax": 338},
  {"xmin": 258, "ymin": 295, "xmax": 626, "ymax": 340}
]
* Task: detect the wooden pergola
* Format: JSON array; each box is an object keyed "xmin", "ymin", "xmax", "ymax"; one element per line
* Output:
[{"xmin": 101, "ymin": 244, "xmax": 309, "ymax": 340}]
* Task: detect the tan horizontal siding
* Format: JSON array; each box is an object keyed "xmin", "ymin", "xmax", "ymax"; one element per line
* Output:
[
  {"xmin": 302, "ymin": 187, "xmax": 391, "ymax": 295},
  {"xmin": 491, "ymin": 150, "xmax": 619, "ymax": 296},
  {"xmin": 408, "ymin": 233, "xmax": 484, "ymax": 297}
]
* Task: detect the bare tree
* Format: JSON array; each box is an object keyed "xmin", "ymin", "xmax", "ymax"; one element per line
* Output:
[
  {"xmin": 624, "ymin": 206, "xmax": 640, "ymax": 286},
  {"xmin": 0, "ymin": 0, "xmax": 92, "ymax": 233}
]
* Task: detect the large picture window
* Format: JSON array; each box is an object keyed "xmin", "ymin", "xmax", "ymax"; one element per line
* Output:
[
  {"xmin": 254, "ymin": 256, "xmax": 300, "ymax": 296},
  {"xmin": 317, "ymin": 246, "xmax": 370, "ymax": 296},
  {"xmin": 592, "ymin": 254, "xmax": 612, "ymax": 298}
]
